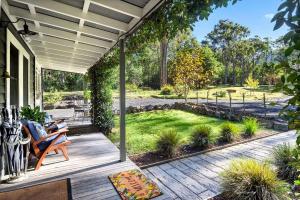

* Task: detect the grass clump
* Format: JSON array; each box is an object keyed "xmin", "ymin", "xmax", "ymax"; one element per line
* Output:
[
  {"xmin": 272, "ymin": 143, "xmax": 298, "ymax": 182},
  {"xmin": 156, "ymin": 129, "xmax": 181, "ymax": 158},
  {"xmin": 221, "ymin": 159, "xmax": 288, "ymax": 200},
  {"xmin": 243, "ymin": 117, "xmax": 259, "ymax": 136},
  {"xmin": 160, "ymin": 84, "xmax": 173, "ymax": 95},
  {"xmin": 191, "ymin": 125, "xmax": 212, "ymax": 149},
  {"xmin": 219, "ymin": 122, "xmax": 238, "ymax": 143}
]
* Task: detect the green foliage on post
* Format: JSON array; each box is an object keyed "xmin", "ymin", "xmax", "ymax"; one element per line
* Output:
[
  {"xmin": 273, "ymin": 1, "xmax": 300, "ymax": 142},
  {"xmin": 88, "ymin": 51, "xmax": 119, "ymax": 135}
]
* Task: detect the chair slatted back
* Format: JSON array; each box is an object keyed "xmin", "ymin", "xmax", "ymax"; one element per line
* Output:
[{"xmin": 22, "ymin": 125, "xmax": 42, "ymax": 158}]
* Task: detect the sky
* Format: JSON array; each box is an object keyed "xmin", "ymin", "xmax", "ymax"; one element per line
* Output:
[{"xmin": 192, "ymin": 0, "xmax": 289, "ymax": 42}]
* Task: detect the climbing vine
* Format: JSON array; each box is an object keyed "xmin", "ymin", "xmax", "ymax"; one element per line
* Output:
[{"xmin": 88, "ymin": 49, "xmax": 119, "ymax": 134}]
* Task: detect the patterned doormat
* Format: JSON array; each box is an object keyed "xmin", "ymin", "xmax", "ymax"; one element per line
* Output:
[
  {"xmin": 109, "ymin": 169, "xmax": 162, "ymax": 200},
  {"xmin": 0, "ymin": 178, "xmax": 72, "ymax": 200}
]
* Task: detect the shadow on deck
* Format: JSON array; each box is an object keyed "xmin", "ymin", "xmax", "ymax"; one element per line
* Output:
[{"xmin": 0, "ymin": 133, "xmax": 137, "ymax": 199}]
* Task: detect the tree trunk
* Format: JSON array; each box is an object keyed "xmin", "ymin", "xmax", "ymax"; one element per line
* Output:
[
  {"xmin": 223, "ymin": 52, "xmax": 228, "ymax": 84},
  {"xmin": 240, "ymin": 60, "xmax": 246, "ymax": 86},
  {"xmin": 232, "ymin": 64, "xmax": 236, "ymax": 85},
  {"xmin": 224, "ymin": 63, "xmax": 228, "ymax": 85},
  {"xmin": 184, "ymin": 85, "xmax": 188, "ymax": 103},
  {"xmin": 160, "ymin": 35, "xmax": 168, "ymax": 88}
]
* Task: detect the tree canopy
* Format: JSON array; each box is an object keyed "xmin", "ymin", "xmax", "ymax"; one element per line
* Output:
[{"xmin": 169, "ymin": 46, "xmax": 214, "ymax": 102}]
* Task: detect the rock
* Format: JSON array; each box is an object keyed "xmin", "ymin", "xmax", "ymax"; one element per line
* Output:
[{"xmin": 273, "ymin": 121, "xmax": 289, "ymax": 131}]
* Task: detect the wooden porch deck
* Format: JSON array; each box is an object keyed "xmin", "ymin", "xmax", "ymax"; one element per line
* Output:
[{"xmin": 0, "ymin": 133, "xmax": 172, "ymax": 200}]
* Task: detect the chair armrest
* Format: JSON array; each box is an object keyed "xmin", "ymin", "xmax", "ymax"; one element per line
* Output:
[
  {"xmin": 46, "ymin": 128, "xmax": 68, "ymax": 138},
  {"xmin": 34, "ymin": 128, "xmax": 68, "ymax": 145}
]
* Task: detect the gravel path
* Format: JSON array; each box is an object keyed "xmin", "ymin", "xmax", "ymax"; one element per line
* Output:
[
  {"xmin": 46, "ymin": 97, "xmax": 289, "ymax": 122},
  {"xmin": 143, "ymin": 130, "xmax": 296, "ymax": 200},
  {"xmin": 113, "ymin": 97, "xmax": 289, "ymax": 118}
]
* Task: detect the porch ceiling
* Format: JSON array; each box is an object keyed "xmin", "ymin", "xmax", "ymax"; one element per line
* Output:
[{"xmin": 2, "ymin": 0, "xmax": 162, "ymax": 73}]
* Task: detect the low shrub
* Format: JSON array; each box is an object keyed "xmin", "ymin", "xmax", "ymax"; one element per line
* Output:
[
  {"xmin": 156, "ymin": 130, "xmax": 181, "ymax": 158},
  {"xmin": 243, "ymin": 117, "xmax": 259, "ymax": 136},
  {"xmin": 126, "ymin": 83, "xmax": 139, "ymax": 92},
  {"xmin": 160, "ymin": 84, "xmax": 173, "ymax": 95},
  {"xmin": 191, "ymin": 125, "xmax": 212, "ymax": 149},
  {"xmin": 272, "ymin": 143, "xmax": 298, "ymax": 182},
  {"xmin": 44, "ymin": 90, "xmax": 63, "ymax": 105},
  {"xmin": 213, "ymin": 91, "xmax": 226, "ymax": 97},
  {"xmin": 221, "ymin": 159, "xmax": 288, "ymax": 200},
  {"xmin": 173, "ymin": 84, "xmax": 185, "ymax": 97},
  {"xmin": 219, "ymin": 122, "xmax": 238, "ymax": 143}
]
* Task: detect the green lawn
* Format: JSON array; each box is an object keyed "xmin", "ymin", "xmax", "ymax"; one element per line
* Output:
[{"xmin": 109, "ymin": 110, "xmax": 255, "ymax": 155}]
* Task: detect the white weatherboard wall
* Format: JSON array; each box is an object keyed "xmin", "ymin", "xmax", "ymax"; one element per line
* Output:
[
  {"xmin": 6, "ymin": 28, "xmax": 32, "ymax": 109},
  {"xmin": 34, "ymin": 60, "xmax": 42, "ymax": 108}
]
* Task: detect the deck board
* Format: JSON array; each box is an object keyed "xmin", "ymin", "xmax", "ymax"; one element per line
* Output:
[
  {"xmin": 0, "ymin": 133, "xmax": 171, "ymax": 199},
  {"xmin": 143, "ymin": 131, "xmax": 296, "ymax": 200}
]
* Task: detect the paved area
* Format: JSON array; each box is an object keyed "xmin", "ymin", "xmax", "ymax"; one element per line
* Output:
[{"xmin": 143, "ymin": 131, "xmax": 296, "ymax": 200}]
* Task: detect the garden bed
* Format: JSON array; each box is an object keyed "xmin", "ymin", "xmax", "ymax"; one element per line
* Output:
[
  {"xmin": 130, "ymin": 129, "xmax": 279, "ymax": 167},
  {"xmin": 110, "ymin": 109, "xmax": 281, "ymax": 166}
]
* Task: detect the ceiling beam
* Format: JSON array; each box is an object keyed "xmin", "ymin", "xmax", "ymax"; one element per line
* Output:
[
  {"xmin": 12, "ymin": 0, "xmax": 128, "ymax": 31},
  {"xmin": 34, "ymin": 50, "xmax": 96, "ymax": 64},
  {"xmin": 33, "ymin": 47, "xmax": 98, "ymax": 62},
  {"xmin": 90, "ymin": 0, "xmax": 142, "ymax": 19},
  {"xmin": 41, "ymin": 64, "xmax": 87, "ymax": 74},
  {"xmin": 37, "ymin": 55, "xmax": 93, "ymax": 66},
  {"xmin": 22, "ymin": 22, "xmax": 112, "ymax": 49},
  {"xmin": 32, "ymin": 35, "xmax": 106, "ymax": 54},
  {"xmin": 30, "ymin": 43, "xmax": 101, "ymax": 59},
  {"xmin": 37, "ymin": 58, "xmax": 90, "ymax": 68},
  {"xmin": 10, "ymin": 6, "xmax": 118, "ymax": 41}
]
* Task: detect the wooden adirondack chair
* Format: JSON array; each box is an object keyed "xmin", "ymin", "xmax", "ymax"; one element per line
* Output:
[{"xmin": 22, "ymin": 125, "xmax": 71, "ymax": 171}]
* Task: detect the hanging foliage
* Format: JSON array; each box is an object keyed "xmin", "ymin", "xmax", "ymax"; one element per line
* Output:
[
  {"xmin": 126, "ymin": 0, "xmax": 240, "ymax": 53},
  {"xmin": 88, "ymin": 49, "xmax": 119, "ymax": 134}
]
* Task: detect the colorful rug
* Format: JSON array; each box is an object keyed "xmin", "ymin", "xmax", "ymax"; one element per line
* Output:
[
  {"xmin": 109, "ymin": 169, "xmax": 162, "ymax": 200},
  {"xmin": 0, "ymin": 178, "xmax": 72, "ymax": 200}
]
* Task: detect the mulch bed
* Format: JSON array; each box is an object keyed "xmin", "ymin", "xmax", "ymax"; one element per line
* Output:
[
  {"xmin": 209, "ymin": 194, "xmax": 225, "ymax": 200},
  {"xmin": 129, "ymin": 129, "xmax": 281, "ymax": 167}
]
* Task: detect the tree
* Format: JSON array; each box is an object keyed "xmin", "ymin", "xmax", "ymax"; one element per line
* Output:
[
  {"xmin": 258, "ymin": 62, "xmax": 282, "ymax": 86},
  {"xmin": 127, "ymin": 0, "xmax": 240, "ymax": 88},
  {"xmin": 43, "ymin": 69, "xmax": 85, "ymax": 92},
  {"xmin": 244, "ymin": 74, "xmax": 259, "ymax": 95},
  {"xmin": 197, "ymin": 45, "xmax": 223, "ymax": 86},
  {"xmin": 205, "ymin": 20, "xmax": 250, "ymax": 84},
  {"xmin": 169, "ymin": 47, "xmax": 212, "ymax": 102}
]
